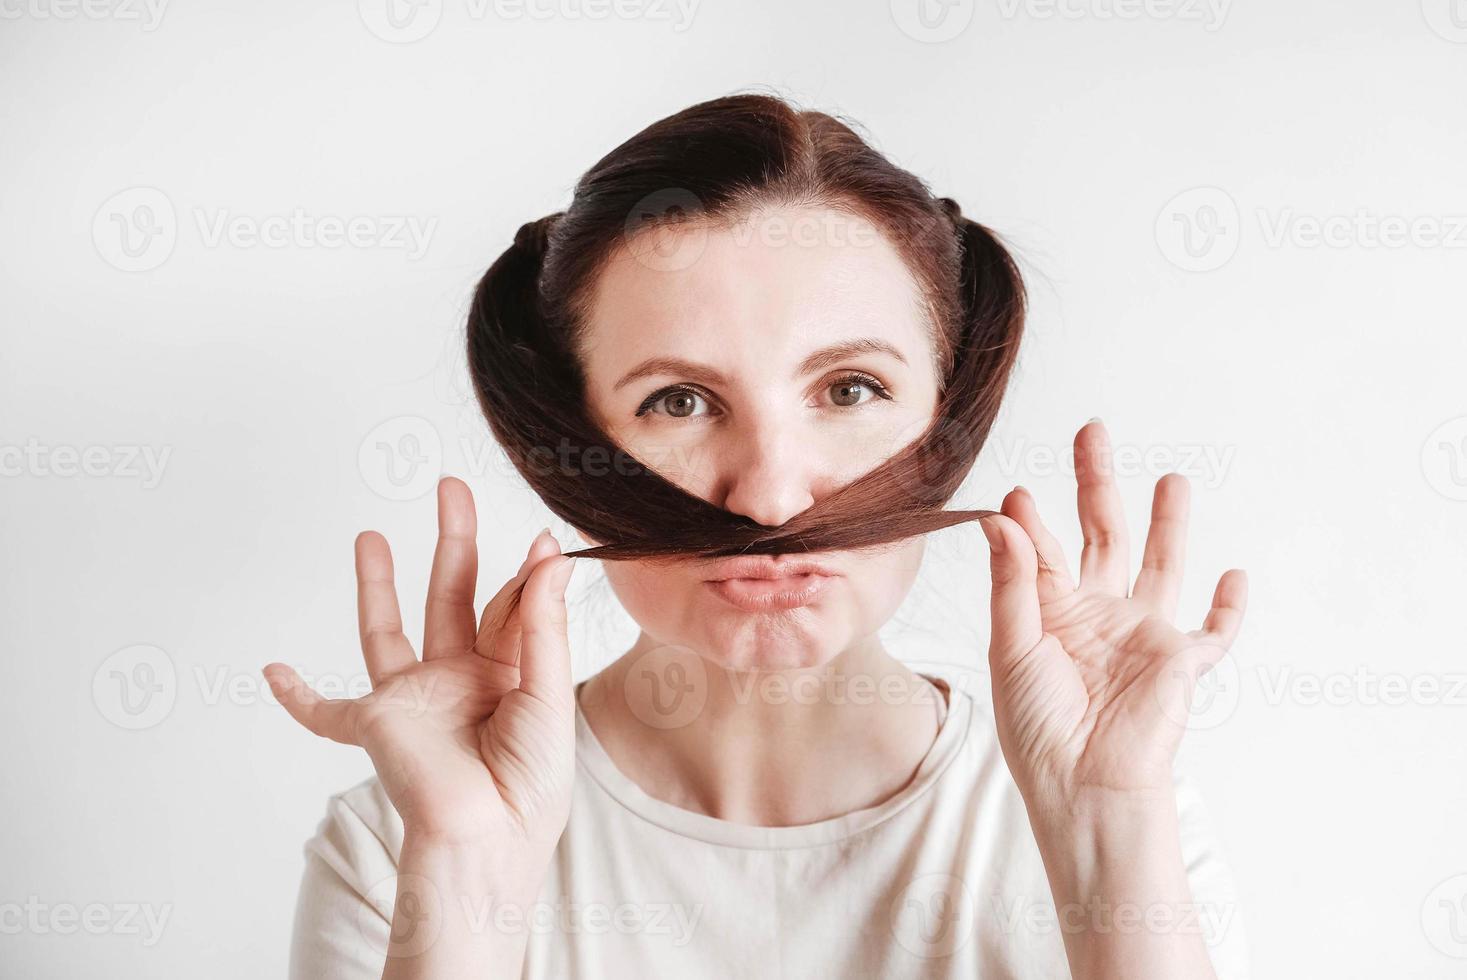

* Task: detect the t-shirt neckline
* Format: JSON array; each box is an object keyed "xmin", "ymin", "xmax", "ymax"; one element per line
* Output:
[{"xmin": 571, "ymin": 671, "xmax": 971, "ymax": 851}]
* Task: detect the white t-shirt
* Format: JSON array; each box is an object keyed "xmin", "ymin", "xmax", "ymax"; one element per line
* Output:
[{"xmin": 288, "ymin": 667, "xmax": 1248, "ymax": 978}]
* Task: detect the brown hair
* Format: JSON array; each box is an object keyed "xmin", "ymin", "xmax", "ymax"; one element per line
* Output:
[{"xmin": 467, "ymin": 92, "xmax": 1025, "ymax": 598}]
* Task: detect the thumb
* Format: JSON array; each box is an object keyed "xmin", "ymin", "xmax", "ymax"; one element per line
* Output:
[
  {"xmin": 516, "ymin": 547, "xmax": 578, "ymax": 707},
  {"xmin": 980, "ymin": 514, "xmax": 1044, "ymax": 670},
  {"xmin": 262, "ymin": 663, "xmax": 357, "ymax": 745}
]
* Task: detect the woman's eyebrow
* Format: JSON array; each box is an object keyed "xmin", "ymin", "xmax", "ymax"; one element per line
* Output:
[
  {"xmin": 799, "ymin": 338, "xmax": 908, "ymax": 375},
  {"xmin": 612, "ymin": 338, "xmax": 908, "ymax": 391}
]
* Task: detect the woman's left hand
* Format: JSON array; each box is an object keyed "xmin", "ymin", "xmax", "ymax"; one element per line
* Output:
[{"xmin": 979, "ymin": 419, "xmax": 1248, "ymax": 813}]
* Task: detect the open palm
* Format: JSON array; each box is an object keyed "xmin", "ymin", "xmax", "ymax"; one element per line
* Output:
[{"xmin": 981, "ymin": 421, "xmax": 1247, "ymax": 804}]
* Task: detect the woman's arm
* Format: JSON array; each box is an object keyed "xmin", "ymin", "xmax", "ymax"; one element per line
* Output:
[{"xmin": 979, "ymin": 420, "xmax": 1247, "ymax": 979}]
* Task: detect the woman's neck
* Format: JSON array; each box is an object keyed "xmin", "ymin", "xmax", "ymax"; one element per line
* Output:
[{"xmin": 576, "ymin": 633, "xmax": 949, "ymax": 826}]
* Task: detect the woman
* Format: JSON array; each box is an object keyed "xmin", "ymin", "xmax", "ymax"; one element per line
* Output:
[{"xmin": 265, "ymin": 92, "xmax": 1249, "ymax": 978}]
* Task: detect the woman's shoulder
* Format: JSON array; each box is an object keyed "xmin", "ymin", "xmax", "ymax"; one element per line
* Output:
[
  {"xmin": 302, "ymin": 774, "xmax": 404, "ymax": 876},
  {"xmin": 288, "ymin": 777, "xmax": 405, "ymax": 976}
]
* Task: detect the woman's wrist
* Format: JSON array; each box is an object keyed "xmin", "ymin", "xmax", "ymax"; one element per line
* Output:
[
  {"xmin": 1021, "ymin": 789, "xmax": 1219, "ymax": 980},
  {"xmin": 1026, "ymin": 789, "xmax": 1183, "ymax": 891},
  {"xmin": 397, "ymin": 829, "xmax": 550, "ymax": 905},
  {"xmin": 379, "ymin": 832, "xmax": 551, "ymax": 980}
]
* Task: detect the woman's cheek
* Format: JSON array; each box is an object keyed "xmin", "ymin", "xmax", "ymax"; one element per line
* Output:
[
  {"xmin": 604, "ymin": 564, "xmax": 691, "ymax": 636},
  {"xmin": 854, "ymin": 541, "xmax": 925, "ymax": 622}
]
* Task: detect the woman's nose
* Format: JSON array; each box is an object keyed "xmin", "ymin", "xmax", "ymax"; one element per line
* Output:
[{"xmin": 717, "ymin": 421, "xmax": 819, "ymax": 529}]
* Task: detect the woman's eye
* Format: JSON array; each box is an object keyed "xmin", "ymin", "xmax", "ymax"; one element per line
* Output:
[
  {"xmin": 637, "ymin": 387, "xmax": 711, "ymax": 419},
  {"xmin": 636, "ymin": 374, "xmax": 891, "ymax": 420}
]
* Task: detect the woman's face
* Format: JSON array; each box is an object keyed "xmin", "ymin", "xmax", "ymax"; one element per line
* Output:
[{"xmin": 574, "ymin": 204, "xmax": 942, "ymax": 671}]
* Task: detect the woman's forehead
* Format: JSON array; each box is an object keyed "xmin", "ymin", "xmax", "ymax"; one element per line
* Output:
[{"xmin": 581, "ymin": 208, "xmax": 933, "ymax": 377}]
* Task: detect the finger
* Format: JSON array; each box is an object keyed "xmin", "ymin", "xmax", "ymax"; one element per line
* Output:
[
  {"xmin": 980, "ymin": 513, "xmax": 1045, "ymax": 670},
  {"xmin": 492, "ymin": 531, "xmax": 568, "ymax": 666},
  {"xmin": 355, "ymin": 531, "xmax": 417, "ymax": 686},
  {"xmin": 1075, "ymin": 419, "xmax": 1130, "ymax": 595},
  {"xmin": 475, "ymin": 528, "xmax": 559, "ymax": 666},
  {"xmin": 262, "ymin": 664, "xmax": 358, "ymax": 745},
  {"xmin": 516, "ymin": 548, "xmax": 578, "ymax": 707},
  {"xmin": 1132, "ymin": 473, "xmax": 1190, "ymax": 620},
  {"xmin": 1192, "ymin": 568, "xmax": 1248, "ymax": 649},
  {"xmin": 1001, "ymin": 485, "xmax": 1076, "ymax": 602},
  {"xmin": 423, "ymin": 477, "xmax": 479, "ymax": 661}
]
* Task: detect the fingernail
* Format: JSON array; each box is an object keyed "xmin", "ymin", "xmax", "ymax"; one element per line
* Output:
[
  {"xmin": 519, "ymin": 528, "xmax": 552, "ymax": 573},
  {"xmin": 552, "ymin": 556, "xmax": 576, "ymax": 591},
  {"xmin": 1086, "ymin": 416, "xmax": 1103, "ymax": 425},
  {"xmin": 980, "ymin": 516, "xmax": 1005, "ymax": 554}
]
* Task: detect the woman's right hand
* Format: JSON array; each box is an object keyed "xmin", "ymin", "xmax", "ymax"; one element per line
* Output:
[{"xmin": 263, "ymin": 476, "xmax": 579, "ymax": 870}]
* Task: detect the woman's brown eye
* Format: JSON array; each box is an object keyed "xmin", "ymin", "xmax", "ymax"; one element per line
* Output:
[
  {"xmin": 828, "ymin": 373, "xmax": 892, "ymax": 408},
  {"xmin": 636, "ymin": 385, "xmax": 714, "ymax": 419}
]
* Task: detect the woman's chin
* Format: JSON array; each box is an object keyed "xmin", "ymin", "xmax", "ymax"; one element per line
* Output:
[{"xmin": 698, "ymin": 622, "xmax": 840, "ymax": 674}]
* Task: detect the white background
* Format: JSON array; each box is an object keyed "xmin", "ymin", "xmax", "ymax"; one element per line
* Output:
[{"xmin": 3, "ymin": 1, "xmax": 1465, "ymax": 976}]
